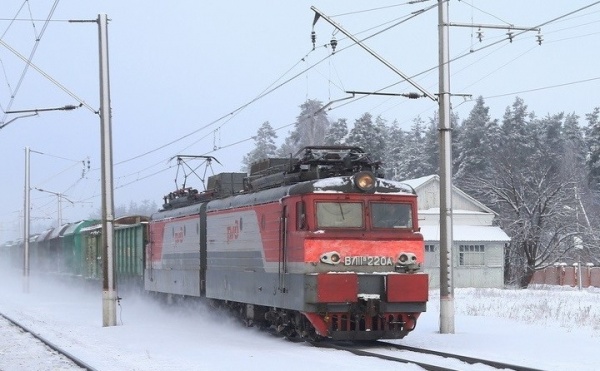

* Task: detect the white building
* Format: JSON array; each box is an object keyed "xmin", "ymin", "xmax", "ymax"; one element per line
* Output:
[{"xmin": 401, "ymin": 175, "xmax": 510, "ymax": 288}]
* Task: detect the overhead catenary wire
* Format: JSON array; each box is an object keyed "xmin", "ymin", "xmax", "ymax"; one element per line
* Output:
[
  {"xmin": 117, "ymin": 0, "xmax": 600, "ymax": 188},
  {"xmin": 92, "ymin": 3, "xmax": 439, "ymax": 201},
  {"xmin": 0, "ymin": 1, "xmax": 28, "ymax": 38},
  {"xmin": 8, "ymin": 1, "xmax": 600, "ymax": 218},
  {"xmin": 1, "ymin": 0, "xmax": 62, "ymax": 120},
  {"xmin": 457, "ymin": 0, "xmax": 513, "ymax": 26},
  {"xmin": 28, "ymin": 1, "xmax": 600, "ymax": 200},
  {"xmin": 331, "ymin": 0, "xmax": 428, "ymax": 17},
  {"xmin": 0, "ymin": 38, "xmax": 95, "ymax": 113},
  {"xmin": 111, "ymin": 15, "xmax": 426, "ymax": 186},
  {"xmin": 116, "ymin": 2, "xmax": 438, "ymax": 167},
  {"xmin": 455, "ymin": 76, "xmax": 600, "ymax": 109},
  {"xmin": 24, "ymin": 0, "xmax": 39, "ymax": 40},
  {"xmin": 335, "ymin": 0, "xmax": 600, "ymax": 117}
]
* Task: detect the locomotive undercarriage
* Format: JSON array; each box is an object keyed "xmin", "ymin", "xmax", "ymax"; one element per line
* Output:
[{"xmin": 225, "ymin": 298, "xmax": 418, "ymax": 341}]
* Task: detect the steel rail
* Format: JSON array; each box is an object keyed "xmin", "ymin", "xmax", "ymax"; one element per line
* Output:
[{"xmin": 0, "ymin": 312, "xmax": 98, "ymax": 371}]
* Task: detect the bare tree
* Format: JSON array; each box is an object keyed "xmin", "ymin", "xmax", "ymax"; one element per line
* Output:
[
  {"xmin": 464, "ymin": 162, "xmax": 580, "ymax": 287},
  {"xmin": 458, "ymin": 98, "xmax": 589, "ymax": 287}
]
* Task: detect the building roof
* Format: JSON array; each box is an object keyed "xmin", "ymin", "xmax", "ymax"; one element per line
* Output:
[
  {"xmin": 400, "ymin": 174, "xmax": 437, "ymax": 189},
  {"xmin": 420, "ymin": 225, "xmax": 511, "ymax": 242},
  {"xmin": 401, "ymin": 174, "xmax": 495, "ymax": 215}
]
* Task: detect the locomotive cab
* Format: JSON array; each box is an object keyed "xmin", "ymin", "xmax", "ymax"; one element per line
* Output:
[{"xmin": 278, "ymin": 177, "xmax": 428, "ymax": 340}]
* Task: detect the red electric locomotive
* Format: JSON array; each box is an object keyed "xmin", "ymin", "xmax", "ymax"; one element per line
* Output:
[{"xmin": 145, "ymin": 146, "xmax": 428, "ymax": 340}]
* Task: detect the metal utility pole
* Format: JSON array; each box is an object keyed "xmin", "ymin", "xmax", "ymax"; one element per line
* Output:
[
  {"xmin": 23, "ymin": 147, "xmax": 30, "ymax": 293},
  {"xmin": 35, "ymin": 188, "xmax": 74, "ymax": 228},
  {"xmin": 311, "ymin": 3, "xmax": 456, "ymax": 333},
  {"xmin": 434, "ymin": 2, "xmax": 539, "ymax": 334},
  {"xmin": 98, "ymin": 13, "xmax": 118, "ymax": 327},
  {"xmin": 437, "ymin": 0, "xmax": 454, "ymax": 334}
]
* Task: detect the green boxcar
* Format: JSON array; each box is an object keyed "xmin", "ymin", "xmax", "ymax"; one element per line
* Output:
[
  {"xmin": 62, "ymin": 220, "xmax": 100, "ymax": 277},
  {"xmin": 115, "ymin": 216, "xmax": 148, "ymax": 286},
  {"xmin": 81, "ymin": 223, "xmax": 102, "ymax": 281},
  {"xmin": 81, "ymin": 216, "xmax": 148, "ymax": 287}
]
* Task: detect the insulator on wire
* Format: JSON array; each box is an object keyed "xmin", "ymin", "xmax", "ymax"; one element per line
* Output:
[
  {"xmin": 311, "ymin": 31, "xmax": 316, "ymax": 50},
  {"xmin": 330, "ymin": 37, "xmax": 338, "ymax": 54},
  {"xmin": 536, "ymin": 32, "xmax": 543, "ymax": 46},
  {"xmin": 507, "ymin": 30, "xmax": 514, "ymax": 43},
  {"xmin": 476, "ymin": 27, "xmax": 483, "ymax": 42}
]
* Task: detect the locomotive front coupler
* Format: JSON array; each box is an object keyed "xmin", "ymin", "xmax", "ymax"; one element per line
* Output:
[{"xmin": 353, "ymin": 295, "xmax": 381, "ymax": 317}]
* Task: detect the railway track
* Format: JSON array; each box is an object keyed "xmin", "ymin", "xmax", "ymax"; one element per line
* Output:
[
  {"xmin": 0, "ymin": 312, "xmax": 97, "ymax": 371},
  {"xmin": 309, "ymin": 340, "xmax": 546, "ymax": 371}
]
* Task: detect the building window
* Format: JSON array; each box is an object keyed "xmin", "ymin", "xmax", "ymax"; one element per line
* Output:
[
  {"xmin": 459, "ymin": 244, "xmax": 485, "ymax": 266},
  {"xmin": 425, "ymin": 244, "xmax": 437, "ymax": 252},
  {"xmin": 424, "ymin": 244, "xmax": 439, "ymax": 267}
]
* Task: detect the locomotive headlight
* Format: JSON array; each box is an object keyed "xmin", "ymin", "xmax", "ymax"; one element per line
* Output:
[
  {"xmin": 353, "ymin": 171, "xmax": 376, "ymax": 192},
  {"xmin": 396, "ymin": 252, "xmax": 420, "ymax": 273},
  {"xmin": 397, "ymin": 252, "xmax": 417, "ymax": 265},
  {"xmin": 320, "ymin": 251, "xmax": 341, "ymax": 265}
]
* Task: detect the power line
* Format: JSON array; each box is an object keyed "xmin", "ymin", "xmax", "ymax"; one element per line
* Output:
[
  {"xmin": 1, "ymin": 0, "xmax": 61, "ymax": 120},
  {"xmin": 0, "ymin": 38, "xmax": 96, "ymax": 113},
  {"xmin": 331, "ymin": 1, "xmax": 426, "ymax": 17},
  {"xmin": 482, "ymin": 76, "xmax": 600, "ymax": 102},
  {"xmin": 0, "ymin": 1, "xmax": 27, "ymax": 39},
  {"xmin": 116, "ymin": 2, "xmax": 439, "ymax": 168},
  {"xmin": 340, "ymin": 1, "xmax": 600, "ymax": 118}
]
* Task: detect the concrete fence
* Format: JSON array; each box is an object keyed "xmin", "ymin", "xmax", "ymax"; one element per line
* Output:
[{"xmin": 530, "ymin": 264, "xmax": 600, "ymax": 288}]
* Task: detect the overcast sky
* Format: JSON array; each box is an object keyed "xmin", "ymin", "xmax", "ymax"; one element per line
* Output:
[{"xmin": 1, "ymin": 1, "xmax": 599, "ymax": 241}]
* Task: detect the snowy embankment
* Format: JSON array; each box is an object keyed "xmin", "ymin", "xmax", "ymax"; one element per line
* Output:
[{"xmin": 0, "ymin": 267, "xmax": 598, "ymax": 371}]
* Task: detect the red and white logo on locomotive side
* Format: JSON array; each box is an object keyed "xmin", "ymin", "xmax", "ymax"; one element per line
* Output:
[{"xmin": 226, "ymin": 218, "xmax": 241, "ymax": 243}]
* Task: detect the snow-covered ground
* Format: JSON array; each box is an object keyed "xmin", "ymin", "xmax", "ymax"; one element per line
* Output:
[{"xmin": 0, "ymin": 267, "xmax": 598, "ymax": 371}]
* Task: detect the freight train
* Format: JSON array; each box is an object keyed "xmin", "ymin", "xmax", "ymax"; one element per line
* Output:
[
  {"xmin": 2, "ymin": 146, "xmax": 428, "ymax": 341},
  {"xmin": 2, "ymin": 216, "xmax": 147, "ymax": 287}
]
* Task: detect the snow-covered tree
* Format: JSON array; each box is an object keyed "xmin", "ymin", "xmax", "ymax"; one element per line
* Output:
[
  {"xmin": 454, "ymin": 96, "xmax": 498, "ymax": 185},
  {"xmin": 462, "ymin": 98, "xmax": 582, "ymax": 287},
  {"xmin": 383, "ymin": 119, "xmax": 406, "ymax": 179},
  {"xmin": 278, "ymin": 99, "xmax": 329, "ymax": 156},
  {"xmin": 396, "ymin": 116, "xmax": 430, "ymax": 179},
  {"xmin": 345, "ymin": 112, "xmax": 387, "ymax": 162},
  {"xmin": 422, "ymin": 114, "xmax": 439, "ymax": 176},
  {"xmin": 324, "ymin": 118, "xmax": 348, "ymax": 146},
  {"xmin": 585, "ymin": 107, "xmax": 600, "ymax": 190},
  {"xmin": 242, "ymin": 121, "xmax": 278, "ymax": 171}
]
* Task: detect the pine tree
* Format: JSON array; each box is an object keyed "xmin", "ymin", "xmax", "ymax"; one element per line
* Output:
[
  {"xmin": 384, "ymin": 120, "xmax": 406, "ymax": 180},
  {"xmin": 242, "ymin": 121, "xmax": 278, "ymax": 171},
  {"xmin": 585, "ymin": 107, "xmax": 600, "ymax": 190},
  {"xmin": 324, "ymin": 118, "xmax": 348, "ymax": 146},
  {"xmin": 423, "ymin": 114, "xmax": 439, "ymax": 176},
  {"xmin": 345, "ymin": 113, "xmax": 387, "ymax": 162},
  {"xmin": 501, "ymin": 96, "xmax": 535, "ymax": 162},
  {"xmin": 373, "ymin": 115, "xmax": 389, "ymax": 162},
  {"xmin": 454, "ymin": 96, "xmax": 498, "ymax": 185},
  {"xmin": 278, "ymin": 99, "xmax": 329, "ymax": 156},
  {"xmin": 397, "ymin": 116, "xmax": 429, "ymax": 179}
]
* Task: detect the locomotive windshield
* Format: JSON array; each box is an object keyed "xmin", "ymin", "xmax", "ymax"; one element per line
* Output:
[
  {"xmin": 316, "ymin": 202, "xmax": 363, "ymax": 228},
  {"xmin": 371, "ymin": 202, "xmax": 412, "ymax": 229}
]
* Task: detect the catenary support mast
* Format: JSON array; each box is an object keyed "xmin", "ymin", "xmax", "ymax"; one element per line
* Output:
[
  {"xmin": 438, "ymin": 0, "xmax": 455, "ymax": 334},
  {"xmin": 98, "ymin": 13, "xmax": 117, "ymax": 327}
]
